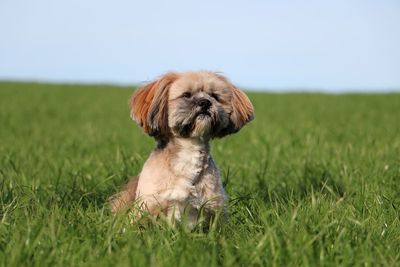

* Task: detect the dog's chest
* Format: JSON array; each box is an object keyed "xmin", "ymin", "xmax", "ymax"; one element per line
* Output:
[
  {"xmin": 162, "ymin": 146, "xmax": 209, "ymax": 202},
  {"xmin": 174, "ymin": 148, "xmax": 208, "ymax": 181}
]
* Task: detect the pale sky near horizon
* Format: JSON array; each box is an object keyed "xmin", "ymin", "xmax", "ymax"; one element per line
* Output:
[{"xmin": 0, "ymin": 0, "xmax": 399, "ymax": 92}]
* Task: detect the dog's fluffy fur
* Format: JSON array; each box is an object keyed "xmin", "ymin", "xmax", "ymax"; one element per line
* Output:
[{"xmin": 110, "ymin": 71, "xmax": 254, "ymax": 224}]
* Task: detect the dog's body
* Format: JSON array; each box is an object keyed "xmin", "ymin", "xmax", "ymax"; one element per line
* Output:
[{"xmin": 110, "ymin": 71, "xmax": 253, "ymax": 225}]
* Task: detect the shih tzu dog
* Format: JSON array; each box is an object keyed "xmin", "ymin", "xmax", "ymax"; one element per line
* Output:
[{"xmin": 110, "ymin": 71, "xmax": 254, "ymax": 225}]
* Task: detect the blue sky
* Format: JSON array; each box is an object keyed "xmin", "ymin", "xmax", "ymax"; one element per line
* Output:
[{"xmin": 0, "ymin": 0, "xmax": 399, "ymax": 91}]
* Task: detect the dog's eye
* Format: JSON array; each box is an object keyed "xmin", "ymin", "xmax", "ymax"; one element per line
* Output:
[
  {"xmin": 210, "ymin": 93, "xmax": 220, "ymax": 101},
  {"xmin": 182, "ymin": 92, "xmax": 192, "ymax": 98}
]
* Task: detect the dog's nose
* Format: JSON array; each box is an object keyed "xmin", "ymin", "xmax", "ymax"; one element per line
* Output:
[{"xmin": 197, "ymin": 98, "xmax": 212, "ymax": 109}]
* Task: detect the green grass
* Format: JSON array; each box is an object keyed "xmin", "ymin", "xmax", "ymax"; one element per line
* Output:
[{"xmin": 1, "ymin": 81, "xmax": 400, "ymax": 266}]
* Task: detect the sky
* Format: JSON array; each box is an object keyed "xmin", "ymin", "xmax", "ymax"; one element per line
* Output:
[{"xmin": 0, "ymin": 0, "xmax": 399, "ymax": 92}]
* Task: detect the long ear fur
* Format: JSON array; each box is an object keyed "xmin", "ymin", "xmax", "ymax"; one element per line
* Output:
[
  {"xmin": 216, "ymin": 74, "xmax": 254, "ymax": 136},
  {"xmin": 230, "ymin": 85, "xmax": 254, "ymax": 130},
  {"xmin": 130, "ymin": 72, "xmax": 178, "ymax": 139}
]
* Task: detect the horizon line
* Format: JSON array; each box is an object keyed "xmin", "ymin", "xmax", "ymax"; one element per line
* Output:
[{"xmin": 1, "ymin": 77, "xmax": 399, "ymax": 94}]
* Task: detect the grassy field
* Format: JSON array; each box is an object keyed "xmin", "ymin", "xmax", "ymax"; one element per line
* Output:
[{"xmin": 0, "ymin": 82, "xmax": 399, "ymax": 266}]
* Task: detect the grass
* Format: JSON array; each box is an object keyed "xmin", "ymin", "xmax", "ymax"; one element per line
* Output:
[{"xmin": 0, "ymin": 81, "xmax": 400, "ymax": 266}]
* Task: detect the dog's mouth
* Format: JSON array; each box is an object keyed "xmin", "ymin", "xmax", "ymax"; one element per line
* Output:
[
  {"xmin": 177, "ymin": 112, "xmax": 211, "ymax": 137},
  {"xmin": 195, "ymin": 110, "xmax": 211, "ymax": 119}
]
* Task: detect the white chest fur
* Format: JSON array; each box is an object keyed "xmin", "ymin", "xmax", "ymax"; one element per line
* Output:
[
  {"xmin": 173, "ymin": 142, "xmax": 208, "ymax": 181},
  {"xmin": 161, "ymin": 139, "xmax": 209, "ymax": 202}
]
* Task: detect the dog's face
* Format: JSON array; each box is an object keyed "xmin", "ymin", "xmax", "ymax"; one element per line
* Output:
[{"xmin": 130, "ymin": 71, "xmax": 254, "ymax": 141}]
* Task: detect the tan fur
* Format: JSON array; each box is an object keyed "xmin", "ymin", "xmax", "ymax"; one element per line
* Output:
[
  {"xmin": 111, "ymin": 71, "xmax": 254, "ymax": 226},
  {"xmin": 109, "ymin": 177, "xmax": 138, "ymax": 213},
  {"xmin": 130, "ymin": 72, "xmax": 178, "ymax": 137}
]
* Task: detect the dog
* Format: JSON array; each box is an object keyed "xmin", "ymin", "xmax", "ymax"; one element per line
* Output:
[{"xmin": 110, "ymin": 71, "xmax": 254, "ymax": 225}]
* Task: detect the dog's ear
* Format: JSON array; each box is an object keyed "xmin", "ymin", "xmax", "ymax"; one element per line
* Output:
[
  {"xmin": 229, "ymin": 85, "xmax": 254, "ymax": 131},
  {"xmin": 216, "ymin": 74, "xmax": 254, "ymax": 137},
  {"xmin": 130, "ymin": 72, "xmax": 178, "ymax": 138}
]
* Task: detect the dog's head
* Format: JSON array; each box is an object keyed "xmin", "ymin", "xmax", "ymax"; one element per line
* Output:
[{"xmin": 130, "ymin": 71, "xmax": 254, "ymax": 141}]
